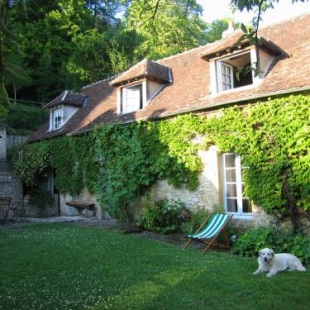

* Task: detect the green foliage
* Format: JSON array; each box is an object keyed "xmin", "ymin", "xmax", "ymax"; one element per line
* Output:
[
  {"xmin": 139, "ymin": 196, "xmax": 190, "ymax": 234},
  {"xmin": 232, "ymin": 226, "xmax": 274, "ymax": 257},
  {"xmin": 126, "ymin": 0, "xmax": 208, "ymax": 59},
  {"xmin": 181, "ymin": 207, "xmax": 211, "ymax": 234},
  {"xmin": 6, "ymin": 102, "xmax": 48, "ymax": 135},
  {"xmin": 3, "ymin": 0, "xmax": 213, "ymax": 103},
  {"xmin": 28, "ymin": 188, "xmax": 55, "ymax": 209},
  {"xmin": 92, "ymin": 119, "xmax": 203, "ymax": 214},
  {"xmin": 12, "ymin": 95, "xmax": 310, "ymax": 227},
  {"xmin": 232, "ymin": 226, "xmax": 310, "ymax": 264},
  {"xmin": 205, "ymin": 95, "xmax": 310, "ymax": 229},
  {"xmin": 13, "ymin": 115, "xmax": 203, "ymax": 215},
  {"xmin": 13, "ymin": 141, "xmax": 52, "ymax": 187}
]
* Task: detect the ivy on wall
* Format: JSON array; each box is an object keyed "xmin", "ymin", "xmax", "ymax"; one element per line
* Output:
[
  {"xmin": 204, "ymin": 94, "xmax": 310, "ymax": 231},
  {"xmin": 12, "ymin": 94, "xmax": 310, "ymax": 229},
  {"xmin": 12, "ymin": 114, "xmax": 204, "ymax": 215}
]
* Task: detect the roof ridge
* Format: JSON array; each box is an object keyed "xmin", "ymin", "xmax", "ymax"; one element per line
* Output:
[
  {"xmin": 260, "ymin": 12, "xmax": 310, "ymax": 30},
  {"xmin": 81, "ymin": 75, "xmax": 117, "ymax": 90}
]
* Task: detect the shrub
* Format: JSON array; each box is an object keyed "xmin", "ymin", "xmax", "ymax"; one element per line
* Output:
[
  {"xmin": 232, "ymin": 226, "xmax": 310, "ymax": 264},
  {"xmin": 181, "ymin": 207, "xmax": 211, "ymax": 234},
  {"xmin": 139, "ymin": 197, "xmax": 190, "ymax": 234},
  {"xmin": 28, "ymin": 189, "xmax": 55, "ymax": 209}
]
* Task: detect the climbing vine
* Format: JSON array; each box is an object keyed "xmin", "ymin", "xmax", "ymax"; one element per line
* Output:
[
  {"xmin": 204, "ymin": 94, "xmax": 310, "ymax": 231},
  {"xmin": 12, "ymin": 94, "xmax": 310, "ymax": 229}
]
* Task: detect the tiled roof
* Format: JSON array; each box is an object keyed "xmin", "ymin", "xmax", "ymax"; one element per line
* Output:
[
  {"xmin": 201, "ymin": 31, "xmax": 285, "ymax": 60},
  {"xmin": 29, "ymin": 13, "xmax": 310, "ymax": 142},
  {"xmin": 110, "ymin": 59, "xmax": 171, "ymax": 86},
  {"xmin": 44, "ymin": 90, "xmax": 87, "ymax": 109}
]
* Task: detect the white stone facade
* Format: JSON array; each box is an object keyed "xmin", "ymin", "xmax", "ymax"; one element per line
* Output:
[{"xmin": 153, "ymin": 145, "xmax": 274, "ymax": 229}]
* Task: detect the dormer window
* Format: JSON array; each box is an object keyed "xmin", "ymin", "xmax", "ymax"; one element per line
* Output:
[
  {"xmin": 52, "ymin": 108, "xmax": 63, "ymax": 130},
  {"xmin": 202, "ymin": 33, "xmax": 286, "ymax": 95},
  {"xmin": 45, "ymin": 90, "xmax": 86, "ymax": 132},
  {"xmin": 110, "ymin": 59, "xmax": 171, "ymax": 115},
  {"xmin": 216, "ymin": 51, "xmax": 253, "ymax": 92},
  {"xmin": 121, "ymin": 83, "xmax": 143, "ymax": 113}
]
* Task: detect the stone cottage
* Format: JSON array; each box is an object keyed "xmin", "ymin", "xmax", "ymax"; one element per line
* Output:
[{"xmin": 27, "ymin": 14, "xmax": 310, "ymax": 227}]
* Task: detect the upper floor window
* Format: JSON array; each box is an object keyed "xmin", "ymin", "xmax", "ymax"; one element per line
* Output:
[
  {"xmin": 52, "ymin": 108, "xmax": 63, "ymax": 130},
  {"xmin": 222, "ymin": 153, "xmax": 252, "ymax": 216},
  {"xmin": 120, "ymin": 83, "xmax": 144, "ymax": 114},
  {"xmin": 216, "ymin": 51, "xmax": 253, "ymax": 93}
]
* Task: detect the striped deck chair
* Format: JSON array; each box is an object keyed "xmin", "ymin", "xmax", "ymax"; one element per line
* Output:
[{"xmin": 182, "ymin": 213, "xmax": 233, "ymax": 254}]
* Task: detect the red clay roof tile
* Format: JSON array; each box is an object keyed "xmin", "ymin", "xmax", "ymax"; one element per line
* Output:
[{"xmin": 29, "ymin": 13, "xmax": 310, "ymax": 142}]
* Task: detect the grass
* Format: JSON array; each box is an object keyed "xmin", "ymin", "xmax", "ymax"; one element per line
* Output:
[{"xmin": 0, "ymin": 224, "xmax": 309, "ymax": 310}]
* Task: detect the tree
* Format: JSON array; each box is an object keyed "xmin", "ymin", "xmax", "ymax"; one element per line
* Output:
[
  {"xmin": 0, "ymin": 0, "xmax": 29, "ymax": 114},
  {"xmin": 125, "ymin": 0, "xmax": 209, "ymax": 59}
]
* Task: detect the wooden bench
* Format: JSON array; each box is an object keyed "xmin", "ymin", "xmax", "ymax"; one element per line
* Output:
[{"xmin": 65, "ymin": 201, "xmax": 95, "ymax": 210}]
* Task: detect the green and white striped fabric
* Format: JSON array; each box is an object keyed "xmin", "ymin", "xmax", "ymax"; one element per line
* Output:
[{"xmin": 188, "ymin": 213, "xmax": 231, "ymax": 239}]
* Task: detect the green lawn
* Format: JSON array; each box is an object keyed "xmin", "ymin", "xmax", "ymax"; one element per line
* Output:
[{"xmin": 0, "ymin": 224, "xmax": 309, "ymax": 310}]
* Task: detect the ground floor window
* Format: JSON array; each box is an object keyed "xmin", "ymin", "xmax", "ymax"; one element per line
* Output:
[{"xmin": 222, "ymin": 153, "xmax": 252, "ymax": 216}]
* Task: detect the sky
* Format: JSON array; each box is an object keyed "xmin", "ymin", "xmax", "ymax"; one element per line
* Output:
[{"xmin": 197, "ymin": 0, "xmax": 310, "ymax": 26}]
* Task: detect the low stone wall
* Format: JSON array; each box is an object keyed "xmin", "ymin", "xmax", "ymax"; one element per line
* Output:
[{"xmin": 59, "ymin": 189, "xmax": 103, "ymax": 219}]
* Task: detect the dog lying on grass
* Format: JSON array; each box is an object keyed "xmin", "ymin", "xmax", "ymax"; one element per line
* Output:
[{"xmin": 253, "ymin": 247, "xmax": 306, "ymax": 277}]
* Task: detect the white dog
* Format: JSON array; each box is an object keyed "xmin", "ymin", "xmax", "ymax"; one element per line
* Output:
[{"xmin": 253, "ymin": 248, "xmax": 306, "ymax": 277}]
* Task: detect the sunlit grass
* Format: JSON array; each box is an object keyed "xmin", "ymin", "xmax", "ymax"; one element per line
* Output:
[{"xmin": 0, "ymin": 223, "xmax": 309, "ymax": 309}]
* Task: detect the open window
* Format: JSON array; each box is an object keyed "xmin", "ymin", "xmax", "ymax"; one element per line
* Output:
[
  {"xmin": 203, "ymin": 34, "xmax": 285, "ymax": 95},
  {"xmin": 216, "ymin": 51, "xmax": 253, "ymax": 93}
]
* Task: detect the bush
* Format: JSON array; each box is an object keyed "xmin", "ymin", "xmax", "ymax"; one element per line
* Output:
[
  {"xmin": 181, "ymin": 207, "xmax": 211, "ymax": 234},
  {"xmin": 139, "ymin": 197, "xmax": 190, "ymax": 234},
  {"xmin": 232, "ymin": 226, "xmax": 310, "ymax": 264},
  {"xmin": 28, "ymin": 189, "xmax": 55, "ymax": 209}
]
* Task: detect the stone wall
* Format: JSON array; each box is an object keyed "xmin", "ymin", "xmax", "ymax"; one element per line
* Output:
[
  {"xmin": 0, "ymin": 128, "xmax": 7, "ymax": 160},
  {"xmin": 154, "ymin": 147, "xmax": 220, "ymax": 211},
  {"xmin": 59, "ymin": 188, "xmax": 103, "ymax": 219},
  {"xmin": 0, "ymin": 128, "xmax": 31, "ymax": 220},
  {"xmin": 153, "ymin": 145, "xmax": 274, "ymax": 228},
  {"xmin": 55, "ymin": 145, "xmax": 275, "ymax": 228}
]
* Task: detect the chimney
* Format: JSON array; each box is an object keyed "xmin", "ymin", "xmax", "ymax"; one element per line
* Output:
[{"xmin": 222, "ymin": 20, "xmax": 235, "ymax": 38}]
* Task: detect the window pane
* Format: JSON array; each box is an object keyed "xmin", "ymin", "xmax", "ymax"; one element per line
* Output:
[
  {"xmin": 220, "ymin": 63, "xmax": 233, "ymax": 90},
  {"xmin": 223, "ymin": 153, "xmax": 251, "ymax": 215},
  {"xmin": 225, "ymin": 154, "xmax": 235, "ymax": 167},
  {"xmin": 53, "ymin": 109, "xmax": 62, "ymax": 129},
  {"xmin": 242, "ymin": 199, "xmax": 252, "ymax": 213},
  {"xmin": 122, "ymin": 85, "xmax": 142, "ymax": 113},
  {"xmin": 227, "ymin": 199, "xmax": 238, "ymax": 212},
  {"xmin": 226, "ymin": 169, "xmax": 236, "ymax": 182},
  {"xmin": 226, "ymin": 184, "xmax": 237, "ymax": 197}
]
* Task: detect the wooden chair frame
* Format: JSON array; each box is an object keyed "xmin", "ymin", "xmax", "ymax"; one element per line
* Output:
[{"xmin": 183, "ymin": 213, "xmax": 233, "ymax": 254}]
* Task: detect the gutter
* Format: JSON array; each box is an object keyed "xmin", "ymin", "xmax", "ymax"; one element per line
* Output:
[{"xmin": 63, "ymin": 86, "xmax": 310, "ymax": 137}]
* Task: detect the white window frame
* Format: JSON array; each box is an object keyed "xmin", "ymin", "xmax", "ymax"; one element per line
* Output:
[
  {"xmin": 218, "ymin": 61, "xmax": 234, "ymax": 92},
  {"xmin": 52, "ymin": 108, "xmax": 63, "ymax": 130},
  {"xmin": 213, "ymin": 50, "xmax": 256, "ymax": 94},
  {"xmin": 222, "ymin": 153, "xmax": 252, "ymax": 217},
  {"xmin": 121, "ymin": 83, "xmax": 143, "ymax": 114}
]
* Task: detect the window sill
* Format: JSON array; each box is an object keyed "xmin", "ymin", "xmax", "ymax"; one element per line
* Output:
[
  {"xmin": 212, "ymin": 80, "xmax": 263, "ymax": 96},
  {"xmin": 229, "ymin": 214, "xmax": 253, "ymax": 220}
]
